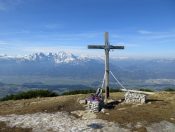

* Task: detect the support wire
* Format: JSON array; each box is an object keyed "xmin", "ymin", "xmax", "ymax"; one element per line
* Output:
[{"xmin": 110, "ymin": 71, "xmax": 127, "ymax": 90}]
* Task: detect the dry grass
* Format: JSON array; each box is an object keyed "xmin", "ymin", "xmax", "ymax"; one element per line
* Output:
[
  {"xmin": 0, "ymin": 94, "xmax": 88, "ymax": 115},
  {"xmin": 0, "ymin": 92, "xmax": 174, "ymax": 132},
  {"xmin": 97, "ymin": 92, "xmax": 175, "ymax": 128}
]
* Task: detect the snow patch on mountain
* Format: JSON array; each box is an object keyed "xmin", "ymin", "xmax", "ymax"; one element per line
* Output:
[
  {"xmin": 0, "ymin": 51, "xmax": 99, "ymax": 64},
  {"xmin": 24, "ymin": 52, "xmax": 79, "ymax": 63}
]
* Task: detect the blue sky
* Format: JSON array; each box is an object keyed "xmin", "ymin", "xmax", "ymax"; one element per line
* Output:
[{"xmin": 0, "ymin": 0, "xmax": 175, "ymax": 58}]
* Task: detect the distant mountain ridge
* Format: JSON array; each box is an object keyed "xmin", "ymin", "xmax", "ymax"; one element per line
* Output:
[
  {"xmin": 0, "ymin": 52, "xmax": 103, "ymax": 78},
  {"xmin": 0, "ymin": 52, "xmax": 94, "ymax": 64},
  {"xmin": 0, "ymin": 51, "xmax": 175, "ymax": 84},
  {"xmin": 1, "ymin": 51, "xmax": 175, "ymax": 64}
]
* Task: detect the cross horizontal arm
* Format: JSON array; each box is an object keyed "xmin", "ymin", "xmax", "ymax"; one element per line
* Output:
[
  {"xmin": 88, "ymin": 45, "xmax": 105, "ymax": 49},
  {"xmin": 110, "ymin": 45, "xmax": 124, "ymax": 49}
]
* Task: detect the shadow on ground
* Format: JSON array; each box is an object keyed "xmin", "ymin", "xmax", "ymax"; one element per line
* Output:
[
  {"xmin": 103, "ymin": 98, "xmax": 164, "ymax": 110},
  {"xmin": 87, "ymin": 123, "xmax": 104, "ymax": 129},
  {"xmin": 146, "ymin": 99, "xmax": 164, "ymax": 103},
  {"xmin": 104, "ymin": 99, "xmax": 125, "ymax": 109}
]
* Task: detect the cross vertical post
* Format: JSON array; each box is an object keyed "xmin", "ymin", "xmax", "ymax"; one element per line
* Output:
[
  {"xmin": 88, "ymin": 32, "xmax": 124, "ymax": 103},
  {"xmin": 104, "ymin": 32, "xmax": 110, "ymax": 101}
]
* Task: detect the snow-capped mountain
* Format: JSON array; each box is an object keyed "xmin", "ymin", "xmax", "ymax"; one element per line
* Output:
[
  {"xmin": 25, "ymin": 52, "xmax": 80, "ymax": 63},
  {"xmin": 0, "ymin": 51, "xmax": 175, "ymax": 81},
  {"xmin": 0, "ymin": 52, "xmax": 103, "ymax": 79},
  {"xmin": 0, "ymin": 52, "xmax": 97, "ymax": 64}
]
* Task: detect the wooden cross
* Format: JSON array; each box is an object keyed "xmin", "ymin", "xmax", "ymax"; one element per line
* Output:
[{"xmin": 88, "ymin": 32, "xmax": 124, "ymax": 102}]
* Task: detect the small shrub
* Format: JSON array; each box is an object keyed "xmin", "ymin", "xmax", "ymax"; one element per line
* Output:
[
  {"xmin": 164, "ymin": 88, "xmax": 175, "ymax": 92},
  {"xmin": 139, "ymin": 88, "xmax": 154, "ymax": 92},
  {"xmin": 62, "ymin": 88, "xmax": 122, "ymax": 95},
  {"xmin": 62, "ymin": 89, "xmax": 96, "ymax": 95},
  {"xmin": 0, "ymin": 90, "xmax": 58, "ymax": 101},
  {"xmin": 110, "ymin": 89, "xmax": 122, "ymax": 92}
]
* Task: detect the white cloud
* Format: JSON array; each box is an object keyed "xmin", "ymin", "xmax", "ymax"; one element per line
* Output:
[
  {"xmin": 137, "ymin": 30, "xmax": 175, "ymax": 40},
  {"xmin": 111, "ymin": 34, "xmax": 121, "ymax": 39},
  {"xmin": 123, "ymin": 43, "xmax": 140, "ymax": 48},
  {"xmin": 0, "ymin": 41, "xmax": 8, "ymax": 45},
  {"xmin": 21, "ymin": 45, "xmax": 89, "ymax": 54},
  {"xmin": 27, "ymin": 32, "xmax": 103, "ymax": 43},
  {"xmin": 0, "ymin": 30, "xmax": 30, "ymax": 35},
  {"xmin": 44, "ymin": 24, "xmax": 63, "ymax": 29},
  {"xmin": 54, "ymin": 32, "xmax": 101, "ymax": 39},
  {"xmin": 138, "ymin": 30, "xmax": 152, "ymax": 35}
]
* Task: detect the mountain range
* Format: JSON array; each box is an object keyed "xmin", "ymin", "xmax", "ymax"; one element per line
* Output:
[
  {"xmin": 0, "ymin": 51, "xmax": 175, "ymax": 97},
  {"xmin": 0, "ymin": 51, "xmax": 175, "ymax": 79}
]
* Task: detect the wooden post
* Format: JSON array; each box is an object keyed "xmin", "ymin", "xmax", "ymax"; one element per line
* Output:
[
  {"xmin": 88, "ymin": 32, "xmax": 124, "ymax": 103},
  {"xmin": 104, "ymin": 32, "xmax": 110, "ymax": 102}
]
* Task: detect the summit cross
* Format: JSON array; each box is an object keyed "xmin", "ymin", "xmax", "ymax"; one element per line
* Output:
[{"xmin": 88, "ymin": 32, "xmax": 124, "ymax": 102}]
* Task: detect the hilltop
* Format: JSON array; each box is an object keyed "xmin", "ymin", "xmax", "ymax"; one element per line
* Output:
[{"xmin": 0, "ymin": 91, "xmax": 175, "ymax": 132}]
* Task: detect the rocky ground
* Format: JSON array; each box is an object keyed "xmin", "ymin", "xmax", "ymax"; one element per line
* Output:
[{"xmin": 0, "ymin": 92, "xmax": 175, "ymax": 132}]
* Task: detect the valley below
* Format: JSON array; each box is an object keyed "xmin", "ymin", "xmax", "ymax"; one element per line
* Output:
[{"xmin": 0, "ymin": 75, "xmax": 175, "ymax": 98}]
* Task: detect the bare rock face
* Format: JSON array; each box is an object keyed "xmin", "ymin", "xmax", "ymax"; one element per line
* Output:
[{"xmin": 124, "ymin": 91, "xmax": 147, "ymax": 104}]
